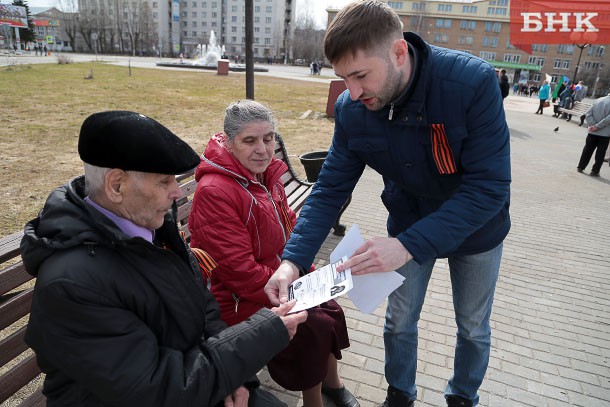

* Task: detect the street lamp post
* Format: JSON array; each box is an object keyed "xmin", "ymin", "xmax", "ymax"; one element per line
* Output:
[
  {"xmin": 572, "ymin": 43, "xmax": 590, "ymax": 85},
  {"xmin": 591, "ymin": 46, "xmax": 605, "ymax": 98}
]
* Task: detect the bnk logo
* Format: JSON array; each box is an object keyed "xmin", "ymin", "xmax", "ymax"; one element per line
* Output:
[{"xmin": 510, "ymin": 0, "xmax": 610, "ymax": 54}]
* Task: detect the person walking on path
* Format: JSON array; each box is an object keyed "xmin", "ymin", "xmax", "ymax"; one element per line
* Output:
[
  {"xmin": 498, "ymin": 69, "xmax": 509, "ymax": 99},
  {"xmin": 264, "ymin": 1, "xmax": 511, "ymax": 406},
  {"xmin": 21, "ymin": 110, "xmax": 307, "ymax": 407},
  {"xmin": 188, "ymin": 100, "xmax": 358, "ymax": 407},
  {"xmin": 535, "ymin": 80, "xmax": 551, "ymax": 114},
  {"xmin": 577, "ymin": 95, "xmax": 610, "ymax": 177}
]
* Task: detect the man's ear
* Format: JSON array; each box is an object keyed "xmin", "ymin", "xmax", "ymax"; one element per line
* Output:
[
  {"xmin": 393, "ymin": 39, "xmax": 409, "ymax": 67},
  {"xmin": 105, "ymin": 169, "xmax": 126, "ymax": 203}
]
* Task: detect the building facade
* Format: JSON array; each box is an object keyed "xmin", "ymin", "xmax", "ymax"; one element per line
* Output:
[
  {"xmin": 150, "ymin": 0, "xmax": 295, "ymax": 60},
  {"xmin": 327, "ymin": 0, "xmax": 610, "ymax": 97},
  {"xmin": 31, "ymin": 7, "xmax": 74, "ymax": 52}
]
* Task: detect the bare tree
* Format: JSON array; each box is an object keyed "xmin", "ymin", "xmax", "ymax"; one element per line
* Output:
[
  {"xmin": 292, "ymin": 4, "xmax": 323, "ymax": 63},
  {"xmin": 57, "ymin": 0, "xmax": 79, "ymax": 50}
]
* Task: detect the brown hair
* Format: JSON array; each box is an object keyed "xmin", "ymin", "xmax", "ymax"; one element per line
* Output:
[{"xmin": 324, "ymin": 0, "xmax": 403, "ymax": 64}]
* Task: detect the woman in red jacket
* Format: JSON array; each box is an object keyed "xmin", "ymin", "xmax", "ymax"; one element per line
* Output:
[{"xmin": 189, "ymin": 100, "xmax": 358, "ymax": 407}]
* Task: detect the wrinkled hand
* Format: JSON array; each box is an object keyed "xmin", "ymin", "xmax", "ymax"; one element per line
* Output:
[
  {"xmin": 588, "ymin": 125, "xmax": 599, "ymax": 132},
  {"xmin": 336, "ymin": 237, "xmax": 413, "ymax": 275},
  {"xmin": 224, "ymin": 386, "xmax": 249, "ymax": 407},
  {"xmin": 264, "ymin": 260, "xmax": 300, "ymax": 305},
  {"xmin": 271, "ymin": 300, "xmax": 308, "ymax": 339}
]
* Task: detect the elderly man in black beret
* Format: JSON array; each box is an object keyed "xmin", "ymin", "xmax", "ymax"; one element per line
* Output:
[{"xmin": 21, "ymin": 111, "xmax": 307, "ymax": 407}]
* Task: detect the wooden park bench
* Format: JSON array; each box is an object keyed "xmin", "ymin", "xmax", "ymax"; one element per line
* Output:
[
  {"xmin": 0, "ymin": 133, "xmax": 345, "ymax": 406},
  {"xmin": 558, "ymin": 100, "xmax": 592, "ymax": 125}
]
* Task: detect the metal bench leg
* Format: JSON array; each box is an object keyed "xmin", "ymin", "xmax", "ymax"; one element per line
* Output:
[{"xmin": 332, "ymin": 196, "xmax": 352, "ymax": 236}]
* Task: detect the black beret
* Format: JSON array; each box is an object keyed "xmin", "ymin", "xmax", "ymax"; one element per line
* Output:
[{"xmin": 78, "ymin": 111, "xmax": 200, "ymax": 174}]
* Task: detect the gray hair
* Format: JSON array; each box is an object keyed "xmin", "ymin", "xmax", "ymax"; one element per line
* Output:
[
  {"xmin": 84, "ymin": 163, "xmax": 145, "ymax": 197},
  {"xmin": 84, "ymin": 163, "xmax": 110, "ymax": 197},
  {"xmin": 223, "ymin": 100, "xmax": 275, "ymax": 142}
]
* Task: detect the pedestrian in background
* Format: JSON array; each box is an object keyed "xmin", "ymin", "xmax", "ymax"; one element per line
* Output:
[
  {"xmin": 535, "ymin": 80, "xmax": 550, "ymax": 114},
  {"xmin": 577, "ymin": 95, "xmax": 610, "ymax": 177}
]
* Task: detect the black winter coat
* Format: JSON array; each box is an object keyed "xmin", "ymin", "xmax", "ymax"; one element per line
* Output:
[{"xmin": 21, "ymin": 176, "xmax": 289, "ymax": 406}]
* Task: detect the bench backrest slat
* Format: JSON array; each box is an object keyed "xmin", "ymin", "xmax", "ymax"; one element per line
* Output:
[
  {"xmin": 0, "ymin": 354, "xmax": 41, "ymax": 404},
  {"xmin": 0, "ymin": 289, "xmax": 34, "ymax": 331},
  {"xmin": 0, "ymin": 327, "xmax": 28, "ymax": 367},
  {"xmin": 0, "ymin": 262, "xmax": 32, "ymax": 297},
  {"xmin": 0, "ymin": 232, "xmax": 23, "ymax": 263}
]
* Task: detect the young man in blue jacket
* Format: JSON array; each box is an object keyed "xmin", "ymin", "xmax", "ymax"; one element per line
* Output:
[{"xmin": 265, "ymin": 1, "xmax": 511, "ymax": 406}]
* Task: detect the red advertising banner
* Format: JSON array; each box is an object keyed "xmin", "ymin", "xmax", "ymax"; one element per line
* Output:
[
  {"xmin": 0, "ymin": 4, "xmax": 28, "ymax": 28},
  {"xmin": 510, "ymin": 0, "xmax": 610, "ymax": 53}
]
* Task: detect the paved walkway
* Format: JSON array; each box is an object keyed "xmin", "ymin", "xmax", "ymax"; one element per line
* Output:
[{"xmin": 260, "ymin": 95, "xmax": 610, "ymax": 407}]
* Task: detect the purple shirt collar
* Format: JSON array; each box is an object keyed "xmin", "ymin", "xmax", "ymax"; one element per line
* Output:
[{"xmin": 85, "ymin": 197, "xmax": 154, "ymax": 243}]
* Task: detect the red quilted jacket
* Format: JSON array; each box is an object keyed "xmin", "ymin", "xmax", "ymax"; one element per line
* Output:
[{"xmin": 188, "ymin": 134, "xmax": 296, "ymax": 326}]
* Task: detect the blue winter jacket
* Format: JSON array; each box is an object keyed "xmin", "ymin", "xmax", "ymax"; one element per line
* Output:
[{"xmin": 283, "ymin": 32, "xmax": 511, "ymax": 267}]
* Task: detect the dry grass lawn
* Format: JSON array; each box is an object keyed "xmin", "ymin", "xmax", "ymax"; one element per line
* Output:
[{"xmin": 0, "ymin": 62, "xmax": 337, "ymax": 236}]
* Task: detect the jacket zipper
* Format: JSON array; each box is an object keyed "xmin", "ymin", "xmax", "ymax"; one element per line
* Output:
[
  {"xmin": 389, "ymin": 103, "xmax": 395, "ymax": 120},
  {"xmin": 233, "ymin": 293, "xmax": 240, "ymax": 314}
]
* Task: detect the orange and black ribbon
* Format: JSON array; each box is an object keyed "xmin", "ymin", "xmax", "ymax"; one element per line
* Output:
[
  {"xmin": 190, "ymin": 247, "xmax": 217, "ymax": 281},
  {"xmin": 430, "ymin": 124, "xmax": 457, "ymax": 175}
]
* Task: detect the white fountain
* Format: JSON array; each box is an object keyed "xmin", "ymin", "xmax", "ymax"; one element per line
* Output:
[{"xmin": 193, "ymin": 30, "xmax": 223, "ymax": 67}]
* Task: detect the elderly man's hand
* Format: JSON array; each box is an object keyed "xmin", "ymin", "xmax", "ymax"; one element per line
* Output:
[
  {"xmin": 336, "ymin": 237, "xmax": 413, "ymax": 275},
  {"xmin": 224, "ymin": 386, "xmax": 249, "ymax": 407},
  {"xmin": 271, "ymin": 300, "xmax": 307, "ymax": 339},
  {"xmin": 264, "ymin": 260, "xmax": 300, "ymax": 305}
]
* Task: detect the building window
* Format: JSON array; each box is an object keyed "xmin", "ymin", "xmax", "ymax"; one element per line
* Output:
[
  {"xmin": 231, "ymin": 5, "xmax": 237, "ymax": 11},
  {"xmin": 183, "ymin": 31, "xmax": 187, "ymax": 36},
  {"xmin": 461, "ymin": 20, "xmax": 476, "ymax": 30},
  {"xmin": 212, "ymin": 1, "xmax": 217, "ymax": 8},
  {"xmin": 562, "ymin": 60, "xmax": 570, "ymax": 69},
  {"xmin": 438, "ymin": 4, "xmax": 452, "ymax": 11},
  {"xmin": 557, "ymin": 44, "xmax": 574, "ymax": 54},
  {"xmin": 255, "ymin": 6, "xmax": 260, "ymax": 12},
  {"xmin": 152, "ymin": 11, "xmax": 158, "ymax": 18},
  {"xmin": 265, "ymin": 37, "xmax": 271, "ymax": 44},
  {"xmin": 192, "ymin": 21, "xmax": 197, "ymax": 27},
  {"xmin": 412, "ymin": 2, "xmax": 425, "ymax": 11},
  {"xmin": 212, "ymin": 21, "xmax": 217, "ymax": 26},
  {"xmin": 504, "ymin": 54, "xmax": 520, "ymax": 63},
  {"xmin": 584, "ymin": 61, "xmax": 601, "ymax": 70},
  {"xmin": 462, "ymin": 5, "xmax": 477, "ymax": 13},
  {"xmin": 265, "ymin": 27, "xmax": 271, "ymax": 34},
  {"xmin": 482, "ymin": 37, "xmax": 498, "ymax": 48},
  {"xmin": 231, "ymin": 26, "xmax": 237, "ymax": 32},
  {"xmin": 265, "ymin": 17, "xmax": 271, "ymax": 23},
  {"xmin": 152, "ymin": 1, "xmax": 158, "ymax": 8},
  {"xmin": 387, "ymin": 2, "xmax": 403, "ymax": 9},
  {"xmin": 192, "ymin": 11, "xmax": 197, "ymax": 17},
  {"xmin": 266, "ymin": 6, "xmax": 271, "ymax": 12},
  {"xmin": 231, "ymin": 36, "xmax": 236, "ymax": 42},
  {"xmin": 254, "ymin": 27, "xmax": 260, "ymax": 32},
  {"xmin": 457, "ymin": 36, "xmax": 473, "ymax": 45},
  {"xmin": 434, "ymin": 34, "xmax": 449, "ymax": 43},
  {"xmin": 531, "ymin": 44, "xmax": 548, "ymax": 52},
  {"xmin": 480, "ymin": 51, "xmax": 496, "ymax": 60},
  {"xmin": 254, "ymin": 16, "xmax": 260, "ymax": 22},
  {"xmin": 231, "ymin": 16, "xmax": 237, "ymax": 22},
  {"xmin": 192, "ymin": 31, "xmax": 197, "ymax": 37},
  {"xmin": 436, "ymin": 19, "xmax": 451, "ymax": 28},
  {"xmin": 485, "ymin": 22, "xmax": 501, "ymax": 32}
]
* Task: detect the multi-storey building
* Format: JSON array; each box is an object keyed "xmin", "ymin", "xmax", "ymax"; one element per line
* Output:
[
  {"xmin": 74, "ymin": 0, "xmax": 294, "ymax": 60},
  {"xmin": 327, "ymin": 0, "xmax": 610, "ymax": 97},
  {"xmin": 151, "ymin": 0, "xmax": 295, "ymax": 60},
  {"xmin": 30, "ymin": 7, "xmax": 74, "ymax": 52}
]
